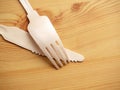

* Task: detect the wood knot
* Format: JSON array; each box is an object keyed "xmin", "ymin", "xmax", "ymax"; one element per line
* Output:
[
  {"xmin": 53, "ymin": 12, "xmax": 64, "ymax": 24},
  {"xmin": 71, "ymin": 3, "xmax": 83, "ymax": 12}
]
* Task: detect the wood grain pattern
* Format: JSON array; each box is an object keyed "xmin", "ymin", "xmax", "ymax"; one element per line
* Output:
[{"xmin": 0, "ymin": 0, "xmax": 120, "ymax": 90}]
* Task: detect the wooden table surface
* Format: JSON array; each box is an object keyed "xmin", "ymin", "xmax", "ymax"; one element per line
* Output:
[{"xmin": 0, "ymin": 0, "xmax": 120, "ymax": 90}]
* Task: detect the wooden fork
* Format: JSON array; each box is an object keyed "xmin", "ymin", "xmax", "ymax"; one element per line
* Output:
[{"xmin": 19, "ymin": 0, "xmax": 70, "ymax": 69}]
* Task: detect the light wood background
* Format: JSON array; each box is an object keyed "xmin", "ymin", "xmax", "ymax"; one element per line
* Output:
[{"xmin": 0, "ymin": 0, "xmax": 120, "ymax": 90}]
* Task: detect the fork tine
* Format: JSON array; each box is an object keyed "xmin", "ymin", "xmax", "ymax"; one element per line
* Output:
[
  {"xmin": 52, "ymin": 43, "xmax": 67, "ymax": 64},
  {"xmin": 47, "ymin": 45, "xmax": 64, "ymax": 67},
  {"xmin": 57, "ymin": 40, "xmax": 70, "ymax": 62},
  {"xmin": 43, "ymin": 48, "xmax": 60, "ymax": 69},
  {"xmin": 59, "ymin": 45, "xmax": 70, "ymax": 62}
]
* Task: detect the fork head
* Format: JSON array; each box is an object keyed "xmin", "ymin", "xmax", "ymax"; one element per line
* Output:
[
  {"xmin": 45, "ymin": 40, "xmax": 70, "ymax": 69},
  {"xmin": 27, "ymin": 16, "xmax": 70, "ymax": 69},
  {"xmin": 35, "ymin": 37, "xmax": 70, "ymax": 69}
]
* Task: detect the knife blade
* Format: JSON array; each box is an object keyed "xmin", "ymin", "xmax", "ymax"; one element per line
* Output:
[{"xmin": 0, "ymin": 25, "xmax": 84, "ymax": 62}]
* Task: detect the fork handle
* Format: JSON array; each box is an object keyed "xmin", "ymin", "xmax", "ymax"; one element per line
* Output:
[{"xmin": 19, "ymin": 0, "xmax": 39, "ymax": 20}]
